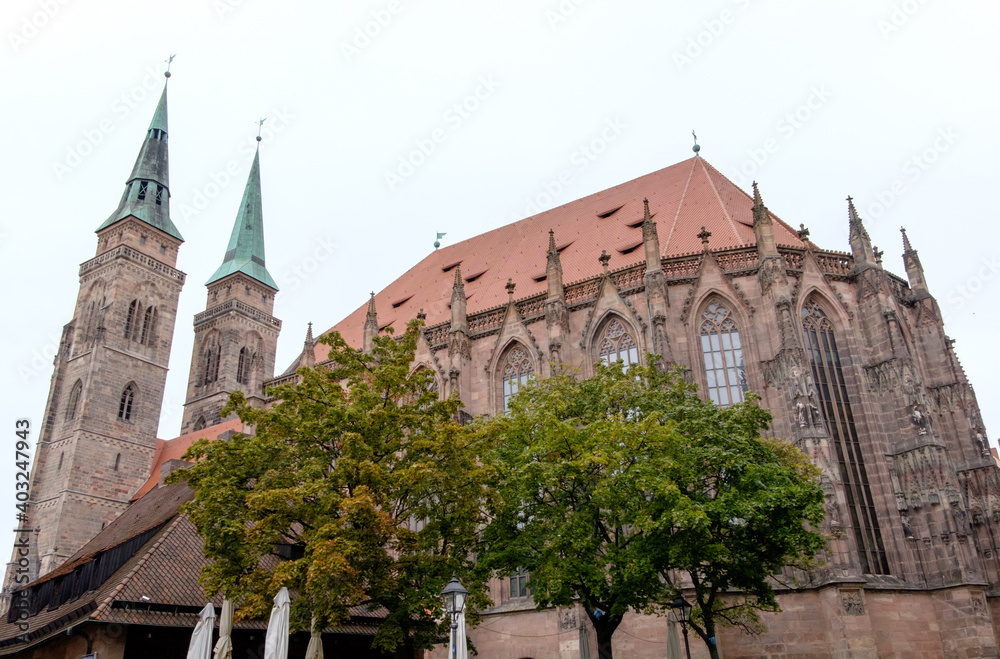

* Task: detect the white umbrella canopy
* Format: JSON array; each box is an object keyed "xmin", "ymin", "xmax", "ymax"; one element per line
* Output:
[
  {"xmin": 263, "ymin": 587, "xmax": 291, "ymax": 659},
  {"xmin": 186, "ymin": 603, "xmax": 217, "ymax": 659},
  {"xmin": 213, "ymin": 598, "xmax": 234, "ymax": 659},
  {"xmin": 304, "ymin": 614, "xmax": 323, "ymax": 659}
]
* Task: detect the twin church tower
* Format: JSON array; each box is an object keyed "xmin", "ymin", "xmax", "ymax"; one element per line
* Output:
[{"xmin": 16, "ymin": 72, "xmax": 282, "ymax": 580}]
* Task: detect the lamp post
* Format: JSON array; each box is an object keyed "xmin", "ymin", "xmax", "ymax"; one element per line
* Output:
[
  {"xmin": 440, "ymin": 575, "xmax": 468, "ymax": 658},
  {"xmin": 670, "ymin": 595, "xmax": 693, "ymax": 659}
]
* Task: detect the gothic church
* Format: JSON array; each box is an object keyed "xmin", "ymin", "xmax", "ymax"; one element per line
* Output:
[{"xmin": 3, "ymin": 71, "xmax": 999, "ymax": 659}]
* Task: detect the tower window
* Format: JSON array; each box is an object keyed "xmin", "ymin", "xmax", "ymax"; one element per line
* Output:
[
  {"xmin": 204, "ymin": 344, "xmax": 221, "ymax": 385},
  {"xmin": 155, "ymin": 187, "xmax": 163, "ymax": 206},
  {"xmin": 699, "ymin": 300, "xmax": 747, "ymax": 406},
  {"xmin": 58, "ymin": 453, "xmax": 64, "ymax": 471},
  {"xmin": 194, "ymin": 417, "xmax": 207, "ymax": 432},
  {"xmin": 124, "ymin": 300, "xmax": 138, "ymax": 339},
  {"xmin": 160, "ymin": 245, "xmax": 166, "ymax": 254},
  {"xmin": 137, "ymin": 181, "xmax": 148, "ymax": 200},
  {"xmin": 114, "ymin": 453, "xmax": 121, "ymax": 471},
  {"xmin": 140, "ymin": 235, "xmax": 146, "ymax": 244},
  {"xmin": 237, "ymin": 347, "xmax": 254, "ymax": 385},
  {"xmin": 140, "ymin": 306, "xmax": 156, "ymax": 345},
  {"xmin": 66, "ymin": 380, "xmax": 83, "ymax": 421},
  {"xmin": 501, "ymin": 345, "xmax": 533, "ymax": 412},
  {"xmin": 118, "ymin": 384, "xmax": 136, "ymax": 422}
]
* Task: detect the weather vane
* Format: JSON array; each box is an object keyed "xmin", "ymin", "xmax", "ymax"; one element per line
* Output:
[
  {"xmin": 164, "ymin": 54, "xmax": 176, "ymax": 78},
  {"xmin": 692, "ymin": 130, "xmax": 701, "ymax": 155},
  {"xmin": 256, "ymin": 117, "xmax": 267, "ymax": 142},
  {"xmin": 434, "ymin": 232, "xmax": 446, "ymax": 250}
]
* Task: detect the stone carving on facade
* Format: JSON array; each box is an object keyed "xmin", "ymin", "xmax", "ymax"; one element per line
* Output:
[
  {"xmin": 761, "ymin": 348, "xmax": 803, "ymax": 389},
  {"xmin": 558, "ymin": 608, "xmax": 577, "ymax": 632},
  {"xmin": 790, "ymin": 365, "xmax": 823, "ymax": 430},
  {"xmin": 973, "ymin": 593, "xmax": 988, "ymax": 617},
  {"xmin": 757, "ymin": 256, "xmax": 787, "ymax": 295},
  {"xmin": 911, "ymin": 405, "xmax": 930, "ymax": 436},
  {"xmin": 841, "ymin": 590, "xmax": 865, "ymax": 616}
]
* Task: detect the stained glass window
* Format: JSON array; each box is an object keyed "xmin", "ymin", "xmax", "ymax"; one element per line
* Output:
[
  {"xmin": 502, "ymin": 346, "xmax": 533, "ymax": 412},
  {"xmin": 700, "ymin": 300, "xmax": 747, "ymax": 406}
]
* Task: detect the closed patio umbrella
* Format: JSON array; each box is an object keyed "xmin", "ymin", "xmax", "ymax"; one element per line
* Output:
[
  {"xmin": 263, "ymin": 587, "xmax": 290, "ymax": 659},
  {"xmin": 213, "ymin": 598, "xmax": 234, "ymax": 659},
  {"xmin": 186, "ymin": 602, "xmax": 216, "ymax": 659}
]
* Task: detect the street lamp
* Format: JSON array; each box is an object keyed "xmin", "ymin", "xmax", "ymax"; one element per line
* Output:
[
  {"xmin": 670, "ymin": 595, "xmax": 693, "ymax": 659},
  {"xmin": 441, "ymin": 575, "xmax": 468, "ymax": 658}
]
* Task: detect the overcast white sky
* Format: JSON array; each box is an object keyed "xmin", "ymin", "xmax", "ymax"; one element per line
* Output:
[{"xmin": 2, "ymin": 0, "xmax": 998, "ymax": 553}]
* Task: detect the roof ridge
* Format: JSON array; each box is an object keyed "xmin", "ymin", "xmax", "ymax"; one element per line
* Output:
[
  {"xmin": 697, "ymin": 156, "xmax": 745, "ymax": 246},
  {"xmin": 663, "ymin": 157, "xmax": 698, "ymax": 252}
]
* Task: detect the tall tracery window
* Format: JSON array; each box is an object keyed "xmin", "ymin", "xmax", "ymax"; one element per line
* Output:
[
  {"xmin": 203, "ymin": 342, "xmax": 221, "ymax": 385},
  {"xmin": 699, "ymin": 300, "xmax": 748, "ymax": 406},
  {"xmin": 802, "ymin": 298, "xmax": 890, "ymax": 575},
  {"xmin": 66, "ymin": 380, "xmax": 82, "ymax": 421},
  {"xmin": 124, "ymin": 300, "xmax": 138, "ymax": 339},
  {"xmin": 140, "ymin": 306, "xmax": 156, "ymax": 345},
  {"xmin": 118, "ymin": 384, "xmax": 136, "ymax": 422},
  {"xmin": 237, "ymin": 347, "xmax": 255, "ymax": 385},
  {"xmin": 501, "ymin": 345, "xmax": 533, "ymax": 412},
  {"xmin": 598, "ymin": 318, "xmax": 640, "ymax": 369}
]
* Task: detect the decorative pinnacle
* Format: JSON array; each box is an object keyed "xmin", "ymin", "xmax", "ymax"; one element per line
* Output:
[
  {"xmin": 599, "ymin": 249, "xmax": 611, "ymax": 273},
  {"xmin": 164, "ymin": 53, "xmax": 176, "ymax": 78},
  {"xmin": 697, "ymin": 226, "xmax": 712, "ymax": 246},
  {"xmin": 453, "ymin": 265, "xmax": 464, "ymax": 291},
  {"xmin": 366, "ymin": 292, "xmax": 377, "ymax": 320},
  {"xmin": 797, "ymin": 223, "xmax": 811, "ymax": 241},
  {"xmin": 642, "ymin": 198, "xmax": 652, "ymax": 224},
  {"xmin": 435, "ymin": 232, "xmax": 446, "ymax": 250},
  {"xmin": 901, "ymin": 226, "xmax": 914, "ymax": 253},
  {"xmin": 548, "ymin": 229, "xmax": 557, "ymax": 254},
  {"xmin": 256, "ymin": 117, "xmax": 266, "ymax": 143},
  {"xmin": 305, "ymin": 321, "xmax": 314, "ymax": 344},
  {"xmin": 692, "ymin": 130, "xmax": 700, "ymax": 155},
  {"xmin": 752, "ymin": 181, "xmax": 763, "ymax": 208}
]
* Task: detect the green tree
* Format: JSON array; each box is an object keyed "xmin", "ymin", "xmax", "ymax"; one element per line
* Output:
[
  {"xmin": 172, "ymin": 321, "xmax": 488, "ymax": 652},
  {"xmin": 476, "ymin": 360, "xmax": 824, "ymax": 659}
]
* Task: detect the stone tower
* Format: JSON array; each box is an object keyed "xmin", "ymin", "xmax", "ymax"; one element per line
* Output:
[
  {"xmin": 7, "ymin": 75, "xmax": 185, "ymax": 584},
  {"xmin": 180, "ymin": 143, "xmax": 280, "ymax": 434}
]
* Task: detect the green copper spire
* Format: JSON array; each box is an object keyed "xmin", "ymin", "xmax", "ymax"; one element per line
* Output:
[
  {"xmin": 206, "ymin": 145, "xmax": 277, "ymax": 290},
  {"xmin": 97, "ymin": 76, "xmax": 183, "ymax": 241}
]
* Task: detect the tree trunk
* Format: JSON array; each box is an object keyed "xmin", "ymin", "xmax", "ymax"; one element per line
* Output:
[{"xmin": 594, "ymin": 621, "xmax": 616, "ymax": 659}]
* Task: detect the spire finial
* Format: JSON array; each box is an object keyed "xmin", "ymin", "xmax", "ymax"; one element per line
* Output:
[
  {"xmin": 435, "ymin": 232, "xmax": 446, "ymax": 250},
  {"xmin": 453, "ymin": 264, "xmax": 464, "ymax": 291},
  {"xmin": 599, "ymin": 250, "xmax": 611, "ymax": 273},
  {"xmin": 256, "ymin": 117, "xmax": 266, "ymax": 143},
  {"xmin": 697, "ymin": 226, "xmax": 712, "ymax": 247},
  {"xmin": 692, "ymin": 130, "xmax": 700, "ymax": 155},
  {"xmin": 164, "ymin": 54, "xmax": 176, "ymax": 78},
  {"xmin": 304, "ymin": 321, "xmax": 314, "ymax": 347},
  {"xmin": 901, "ymin": 226, "xmax": 914, "ymax": 253},
  {"xmin": 642, "ymin": 198, "xmax": 652, "ymax": 223},
  {"xmin": 548, "ymin": 229, "xmax": 557, "ymax": 254},
  {"xmin": 752, "ymin": 180, "xmax": 763, "ymax": 207}
]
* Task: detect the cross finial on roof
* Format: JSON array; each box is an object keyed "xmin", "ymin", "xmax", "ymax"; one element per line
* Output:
[
  {"xmin": 164, "ymin": 53, "xmax": 176, "ymax": 78},
  {"xmin": 416, "ymin": 308, "xmax": 426, "ymax": 321},
  {"xmin": 873, "ymin": 246, "xmax": 884, "ymax": 266},
  {"xmin": 599, "ymin": 249, "xmax": 611, "ymax": 273},
  {"xmin": 692, "ymin": 130, "xmax": 701, "ymax": 155},
  {"xmin": 697, "ymin": 226, "xmax": 712, "ymax": 247},
  {"xmin": 797, "ymin": 223, "xmax": 810, "ymax": 241},
  {"xmin": 505, "ymin": 278, "xmax": 516, "ymax": 301}
]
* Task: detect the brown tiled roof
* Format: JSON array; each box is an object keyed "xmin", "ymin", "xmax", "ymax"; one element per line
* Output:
[
  {"xmin": 318, "ymin": 156, "xmax": 803, "ymax": 357},
  {"xmin": 134, "ymin": 418, "xmax": 245, "ymax": 500}
]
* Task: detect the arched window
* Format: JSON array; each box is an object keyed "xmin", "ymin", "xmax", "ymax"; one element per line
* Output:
[
  {"xmin": 203, "ymin": 343, "xmax": 221, "ymax": 385},
  {"xmin": 501, "ymin": 345, "xmax": 534, "ymax": 412},
  {"xmin": 124, "ymin": 300, "xmax": 138, "ymax": 339},
  {"xmin": 140, "ymin": 306, "xmax": 156, "ymax": 345},
  {"xmin": 699, "ymin": 300, "xmax": 748, "ymax": 406},
  {"xmin": 194, "ymin": 417, "xmax": 207, "ymax": 432},
  {"xmin": 118, "ymin": 384, "xmax": 136, "ymax": 422},
  {"xmin": 114, "ymin": 453, "xmax": 121, "ymax": 471},
  {"xmin": 237, "ymin": 347, "xmax": 254, "ymax": 385},
  {"xmin": 66, "ymin": 380, "xmax": 82, "ymax": 421},
  {"xmin": 598, "ymin": 318, "xmax": 640, "ymax": 369},
  {"xmin": 802, "ymin": 297, "xmax": 889, "ymax": 575}
]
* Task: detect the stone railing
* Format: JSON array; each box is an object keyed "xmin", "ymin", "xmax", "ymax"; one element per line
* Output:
[
  {"xmin": 194, "ymin": 299, "xmax": 282, "ymax": 328},
  {"xmin": 516, "ymin": 295, "xmax": 546, "ymax": 322},
  {"xmin": 79, "ymin": 244, "xmax": 186, "ymax": 284}
]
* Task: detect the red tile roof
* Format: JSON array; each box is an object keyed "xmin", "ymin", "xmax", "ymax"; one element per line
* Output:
[
  {"xmin": 318, "ymin": 157, "xmax": 803, "ymax": 357},
  {"xmin": 133, "ymin": 418, "xmax": 246, "ymax": 500}
]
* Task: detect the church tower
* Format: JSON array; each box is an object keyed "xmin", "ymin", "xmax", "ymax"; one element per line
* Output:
[
  {"xmin": 180, "ymin": 139, "xmax": 280, "ymax": 434},
  {"xmin": 10, "ymin": 72, "xmax": 186, "ymax": 582}
]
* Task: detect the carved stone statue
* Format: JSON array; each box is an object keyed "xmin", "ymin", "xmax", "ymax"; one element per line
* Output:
[{"xmin": 911, "ymin": 406, "xmax": 930, "ymax": 436}]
